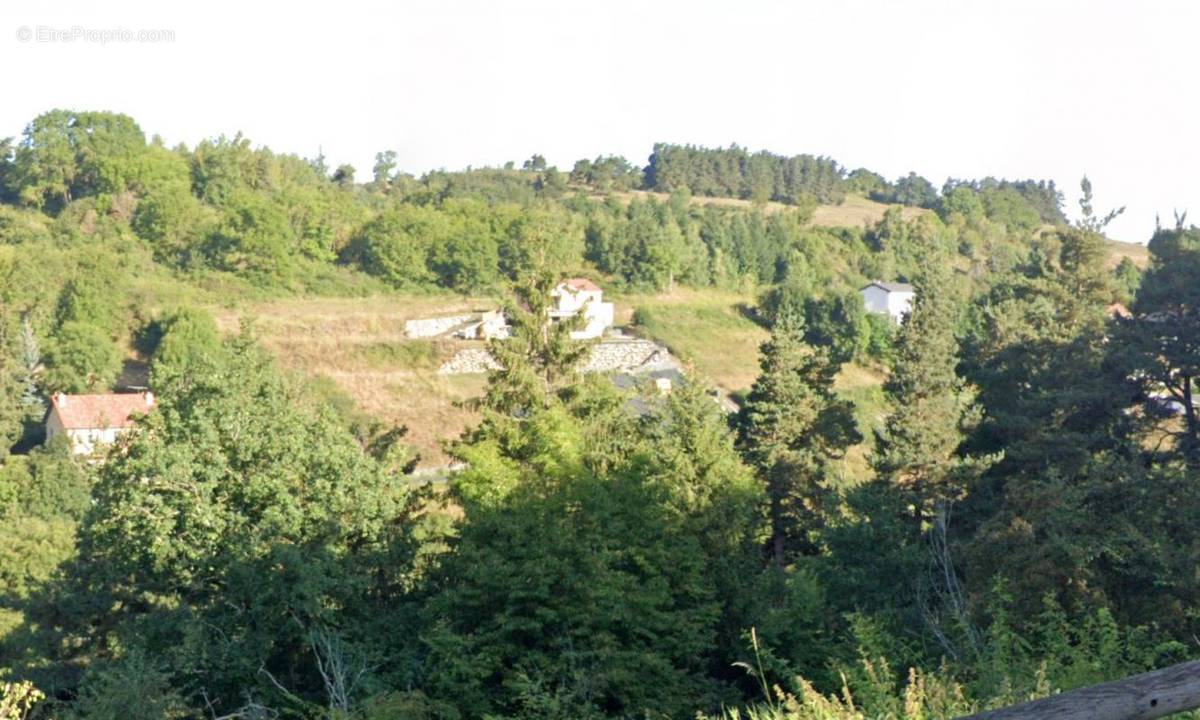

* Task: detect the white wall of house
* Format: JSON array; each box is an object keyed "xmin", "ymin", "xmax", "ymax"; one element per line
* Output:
[
  {"xmin": 46, "ymin": 409, "xmax": 128, "ymax": 455},
  {"xmin": 552, "ymin": 288, "xmax": 603, "ymax": 315},
  {"xmin": 887, "ymin": 290, "xmax": 914, "ymax": 320},
  {"xmin": 861, "ymin": 285, "xmax": 915, "ymax": 322},
  {"xmin": 861, "ymin": 285, "xmax": 892, "ymax": 315},
  {"xmin": 67, "ymin": 427, "xmax": 125, "ymax": 456},
  {"xmin": 571, "ymin": 301, "xmax": 615, "ymax": 340},
  {"xmin": 550, "ymin": 284, "xmax": 614, "ymax": 339}
]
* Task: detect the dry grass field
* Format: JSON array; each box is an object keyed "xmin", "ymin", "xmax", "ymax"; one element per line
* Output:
[
  {"xmin": 208, "ymin": 288, "xmax": 780, "ymax": 469},
  {"xmin": 607, "ymin": 190, "xmax": 930, "ymax": 229},
  {"xmin": 1106, "ymin": 237, "xmax": 1150, "ymax": 268},
  {"xmin": 810, "ymin": 194, "xmax": 931, "ymax": 227},
  {"xmin": 608, "ymin": 189, "xmax": 793, "ymax": 215},
  {"xmin": 212, "ymin": 295, "xmax": 497, "ymax": 468}
]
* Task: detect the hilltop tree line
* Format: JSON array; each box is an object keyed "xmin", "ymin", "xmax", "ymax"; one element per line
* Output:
[
  {"xmin": 0, "ymin": 110, "xmax": 1086, "ymax": 405},
  {"xmin": 0, "ymin": 112, "xmax": 1068, "ymax": 290},
  {"xmin": 643, "ymin": 143, "xmax": 847, "ymax": 205},
  {"xmin": 2, "ymin": 109, "xmax": 1190, "ymax": 720}
]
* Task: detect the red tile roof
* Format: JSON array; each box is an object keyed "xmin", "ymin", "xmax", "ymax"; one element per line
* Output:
[
  {"xmin": 562, "ymin": 277, "xmax": 601, "ymax": 292},
  {"xmin": 49, "ymin": 392, "xmax": 155, "ymax": 430}
]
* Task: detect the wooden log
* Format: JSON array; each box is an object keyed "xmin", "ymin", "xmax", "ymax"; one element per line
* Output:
[{"xmin": 956, "ymin": 660, "xmax": 1200, "ymax": 720}]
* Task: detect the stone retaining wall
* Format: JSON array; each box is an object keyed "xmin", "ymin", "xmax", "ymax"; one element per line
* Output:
[
  {"xmin": 438, "ymin": 339, "xmax": 677, "ymax": 375},
  {"xmin": 405, "ymin": 314, "xmax": 474, "ymax": 339},
  {"xmin": 437, "ymin": 348, "xmax": 502, "ymax": 374},
  {"xmin": 579, "ymin": 340, "xmax": 664, "ymax": 372}
]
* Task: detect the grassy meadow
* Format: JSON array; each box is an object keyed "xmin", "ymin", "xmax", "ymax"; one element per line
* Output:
[
  {"xmin": 615, "ymin": 287, "xmax": 769, "ymax": 395},
  {"xmin": 617, "ymin": 286, "xmax": 890, "ymax": 484}
]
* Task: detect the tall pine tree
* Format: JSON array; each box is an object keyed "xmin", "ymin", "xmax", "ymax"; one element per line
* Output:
[
  {"xmin": 1115, "ymin": 226, "xmax": 1200, "ymax": 467},
  {"xmin": 736, "ymin": 317, "xmax": 860, "ymax": 566},
  {"xmin": 871, "ymin": 254, "xmax": 993, "ymax": 660},
  {"xmin": 481, "ymin": 272, "xmax": 590, "ymax": 417},
  {"xmin": 874, "ymin": 257, "xmax": 984, "ymax": 517}
]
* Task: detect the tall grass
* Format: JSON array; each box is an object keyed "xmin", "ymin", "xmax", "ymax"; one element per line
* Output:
[{"xmin": 715, "ymin": 631, "xmax": 976, "ymax": 720}]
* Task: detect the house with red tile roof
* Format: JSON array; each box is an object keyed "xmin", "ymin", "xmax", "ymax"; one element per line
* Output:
[
  {"xmin": 561, "ymin": 277, "xmax": 601, "ymax": 293},
  {"xmin": 549, "ymin": 278, "xmax": 614, "ymax": 339},
  {"xmin": 45, "ymin": 391, "xmax": 155, "ymax": 455}
]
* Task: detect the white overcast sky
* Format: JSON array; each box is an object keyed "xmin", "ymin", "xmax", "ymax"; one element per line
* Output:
[{"xmin": 1, "ymin": 0, "xmax": 1195, "ymax": 243}]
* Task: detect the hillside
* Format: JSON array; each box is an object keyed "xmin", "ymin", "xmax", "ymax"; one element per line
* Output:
[
  {"xmin": 208, "ymin": 288, "xmax": 777, "ymax": 468},
  {"xmin": 810, "ymin": 194, "xmax": 932, "ymax": 227},
  {"xmin": 210, "ymin": 284, "xmax": 891, "ymax": 477},
  {"xmin": 205, "ymin": 216, "xmax": 1145, "ymax": 472},
  {"xmin": 0, "ymin": 94, "xmax": 1191, "ymax": 720}
]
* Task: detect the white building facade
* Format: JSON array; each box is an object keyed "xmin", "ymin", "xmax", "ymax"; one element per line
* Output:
[
  {"xmin": 549, "ymin": 278, "xmax": 615, "ymax": 339},
  {"xmin": 860, "ymin": 281, "xmax": 915, "ymax": 323}
]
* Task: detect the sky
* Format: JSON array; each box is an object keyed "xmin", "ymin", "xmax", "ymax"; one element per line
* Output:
[{"xmin": 1, "ymin": 0, "xmax": 1196, "ymax": 243}]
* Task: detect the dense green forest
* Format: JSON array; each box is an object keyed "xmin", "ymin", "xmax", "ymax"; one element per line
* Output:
[{"xmin": 1, "ymin": 109, "xmax": 1193, "ymax": 719}]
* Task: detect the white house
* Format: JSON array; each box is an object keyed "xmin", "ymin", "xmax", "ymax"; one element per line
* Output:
[
  {"xmin": 860, "ymin": 281, "xmax": 915, "ymax": 323},
  {"xmin": 549, "ymin": 278, "xmax": 615, "ymax": 340},
  {"xmin": 46, "ymin": 391, "xmax": 156, "ymax": 455}
]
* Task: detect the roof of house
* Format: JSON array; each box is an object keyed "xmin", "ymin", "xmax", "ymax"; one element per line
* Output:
[
  {"xmin": 1106, "ymin": 302, "xmax": 1133, "ymax": 319},
  {"xmin": 49, "ymin": 392, "xmax": 155, "ymax": 430},
  {"xmin": 862, "ymin": 281, "xmax": 915, "ymax": 293},
  {"xmin": 561, "ymin": 277, "xmax": 602, "ymax": 292}
]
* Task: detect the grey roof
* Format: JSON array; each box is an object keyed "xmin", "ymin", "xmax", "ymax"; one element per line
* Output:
[
  {"xmin": 611, "ymin": 367, "xmax": 687, "ymax": 391},
  {"xmin": 862, "ymin": 281, "xmax": 915, "ymax": 293}
]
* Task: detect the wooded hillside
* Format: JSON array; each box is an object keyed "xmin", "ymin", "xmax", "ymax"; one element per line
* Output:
[{"xmin": 1, "ymin": 110, "xmax": 1188, "ymax": 720}]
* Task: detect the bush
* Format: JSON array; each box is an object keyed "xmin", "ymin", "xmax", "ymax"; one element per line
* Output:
[
  {"xmin": 69, "ymin": 652, "xmax": 189, "ymax": 720},
  {"xmin": 802, "ymin": 293, "xmax": 870, "ymax": 364},
  {"xmin": 148, "ymin": 306, "xmax": 223, "ymax": 380},
  {"xmin": 42, "ymin": 321, "xmax": 124, "ymax": 392}
]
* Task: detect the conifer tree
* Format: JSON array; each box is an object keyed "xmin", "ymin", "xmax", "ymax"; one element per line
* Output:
[
  {"xmin": 873, "ymin": 257, "xmax": 983, "ymax": 517},
  {"xmin": 0, "ymin": 249, "xmax": 23, "ymax": 455},
  {"xmin": 1115, "ymin": 225, "xmax": 1200, "ymax": 467},
  {"xmin": 963, "ymin": 222, "xmax": 1117, "ymax": 478},
  {"xmin": 481, "ymin": 272, "xmax": 590, "ymax": 416},
  {"xmin": 870, "ymin": 255, "xmax": 994, "ymax": 659},
  {"xmin": 736, "ymin": 317, "xmax": 860, "ymax": 566},
  {"xmin": 957, "ymin": 210, "xmax": 1125, "ymax": 621}
]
